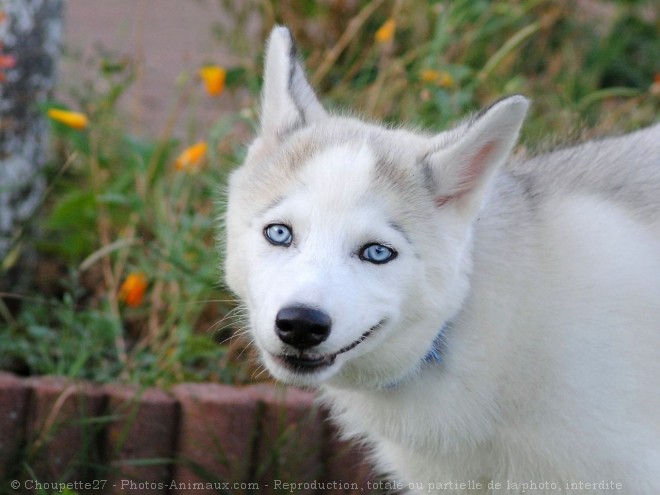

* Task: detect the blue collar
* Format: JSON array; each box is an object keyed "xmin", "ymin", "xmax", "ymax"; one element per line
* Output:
[
  {"xmin": 422, "ymin": 322, "xmax": 449, "ymax": 364},
  {"xmin": 384, "ymin": 322, "xmax": 450, "ymax": 390}
]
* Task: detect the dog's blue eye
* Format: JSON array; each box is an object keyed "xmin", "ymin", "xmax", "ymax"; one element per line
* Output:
[
  {"xmin": 264, "ymin": 224, "xmax": 293, "ymax": 246},
  {"xmin": 360, "ymin": 243, "xmax": 397, "ymax": 264}
]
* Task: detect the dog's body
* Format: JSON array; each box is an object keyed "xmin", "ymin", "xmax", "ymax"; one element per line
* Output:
[{"xmin": 224, "ymin": 27, "xmax": 660, "ymax": 494}]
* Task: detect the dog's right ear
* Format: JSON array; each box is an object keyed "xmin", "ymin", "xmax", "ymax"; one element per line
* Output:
[
  {"xmin": 423, "ymin": 95, "xmax": 529, "ymax": 218},
  {"xmin": 260, "ymin": 26, "xmax": 326, "ymax": 140}
]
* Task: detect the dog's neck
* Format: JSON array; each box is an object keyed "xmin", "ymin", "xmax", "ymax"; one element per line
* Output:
[
  {"xmin": 422, "ymin": 323, "xmax": 449, "ymax": 365},
  {"xmin": 383, "ymin": 322, "xmax": 450, "ymax": 390}
]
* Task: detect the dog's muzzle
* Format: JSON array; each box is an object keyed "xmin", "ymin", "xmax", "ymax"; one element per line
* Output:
[{"xmin": 273, "ymin": 307, "xmax": 384, "ymax": 373}]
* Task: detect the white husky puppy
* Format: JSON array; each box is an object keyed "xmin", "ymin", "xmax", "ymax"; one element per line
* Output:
[{"xmin": 224, "ymin": 27, "xmax": 660, "ymax": 494}]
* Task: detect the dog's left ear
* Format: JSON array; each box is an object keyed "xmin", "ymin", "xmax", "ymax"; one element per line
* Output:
[
  {"xmin": 260, "ymin": 26, "xmax": 327, "ymax": 139},
  {"xmin": 424, "ymin": 95, "xmax": 529, "ymax": 216}
]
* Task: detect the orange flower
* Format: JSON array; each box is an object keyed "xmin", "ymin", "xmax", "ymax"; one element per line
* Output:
[
  {"xmin": 118, "ymin": 272, "xmax": 148, "ymax": 307},
  {"xmin": 0, "ymin": 54, "xmax": 16, "ymax": 69},
  {"xmin": 420, "ymin": 69, "xmax": 453, "ymax": 88},
  {"xmin": 198, "ymin": 65, "xmax": 226, "ymax": 97},
  {"xmin": 47, "ymin": 108, "xmax": 89, "ymax": 130},
  {"xmin": 651, "ymin": 73, "xmax": 660, "ymax": 96},
  {"xmin": 175, "ymin": 141, "xmax": 208, "ymax": 172},
  {"xmin": 375, "ymin": 19, "xmax": 396, "ymax": 43}
]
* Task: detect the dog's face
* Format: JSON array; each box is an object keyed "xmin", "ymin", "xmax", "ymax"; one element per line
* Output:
[{"xmin": 224, "ymin": 27, "xmax": 528, "ymax": 389}]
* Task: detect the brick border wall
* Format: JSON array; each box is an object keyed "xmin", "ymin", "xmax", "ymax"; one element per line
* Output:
[{"xmin": 0, "ymin": 373, "xmax": 376, "ymax": 494}]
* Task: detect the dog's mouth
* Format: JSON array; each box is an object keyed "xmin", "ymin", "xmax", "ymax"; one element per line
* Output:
[{"xmin": 274, "ymin": 320, "xmax": 385, "ymax": 374}]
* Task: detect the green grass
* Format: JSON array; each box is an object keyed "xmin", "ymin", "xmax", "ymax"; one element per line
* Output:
[{"xmin": 1, "ymin": 0, "xmax": 658, "ymax": 388}]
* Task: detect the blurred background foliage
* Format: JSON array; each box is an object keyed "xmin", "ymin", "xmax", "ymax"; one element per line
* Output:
[{"xmin": 1, "ymin": 0, "xmax": 658, "ymax": 388}]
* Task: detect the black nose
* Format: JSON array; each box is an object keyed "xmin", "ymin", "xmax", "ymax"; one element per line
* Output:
[{"xmin": 275, "ymin": 306, "xmax": 332, "ymax": 350}]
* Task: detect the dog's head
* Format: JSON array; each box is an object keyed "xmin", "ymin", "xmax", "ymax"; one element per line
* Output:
[{"xmin": 224, "ymin": 27, "xmax": 528, "ymax": 389}]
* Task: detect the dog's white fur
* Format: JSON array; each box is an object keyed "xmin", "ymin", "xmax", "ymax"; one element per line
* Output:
[{"xmin": 224, "ymin": 27, "xmax": 660, "ymax": 494}]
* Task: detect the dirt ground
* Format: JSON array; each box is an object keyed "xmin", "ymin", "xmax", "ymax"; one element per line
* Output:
[{"xmin": 62, "ymin": 0, "xmax": 260, "ymax": 138}]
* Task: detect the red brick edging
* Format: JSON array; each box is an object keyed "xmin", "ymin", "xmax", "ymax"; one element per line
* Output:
[{"xmin": 0, "ymin": 373, "xmax": 375, "ymax": 494}]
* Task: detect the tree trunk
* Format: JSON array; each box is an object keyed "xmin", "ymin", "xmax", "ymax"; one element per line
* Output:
[{"xmin": 0, "ymin": 0, "xmax": 63, "ymax": 288}]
